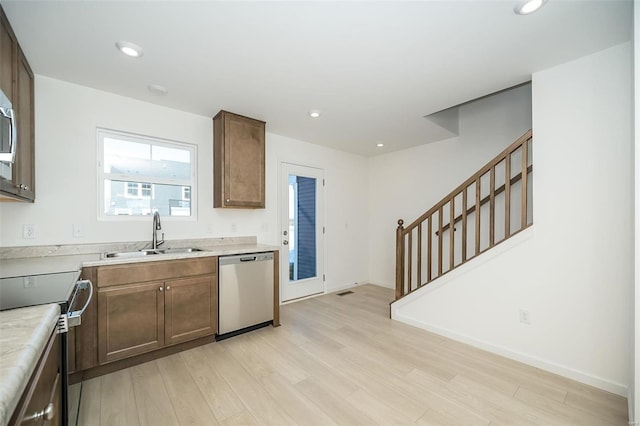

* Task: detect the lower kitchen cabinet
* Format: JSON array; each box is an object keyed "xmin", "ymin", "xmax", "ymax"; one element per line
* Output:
[
  {"xmin": 10, "ymin": 327, "xmax": 60, "ymax": 425},
  {"xmin": 95, "ymin": 257, "xmax": 218, "ymax": 365}
]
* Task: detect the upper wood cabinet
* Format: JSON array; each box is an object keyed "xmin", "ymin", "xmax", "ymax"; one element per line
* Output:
[
  {"xmin": 0, "ymin": 6, "xmax": 35, "ymax": 202},
  {"xmin": 213, "ymin": 110, "xmax": 265, "ymax": 208}
]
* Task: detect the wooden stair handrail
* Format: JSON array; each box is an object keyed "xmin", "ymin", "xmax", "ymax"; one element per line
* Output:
[
  {"xmin": 401, "ymin": 130, "xmax": 532, "ymax": 235},
  {"xmin": 394, "ymin": 129, "xmax": 533, "ymax": 301},
  {"xmin": 436, "ymin": 165, "xmax": 533, "ymax": 236}
]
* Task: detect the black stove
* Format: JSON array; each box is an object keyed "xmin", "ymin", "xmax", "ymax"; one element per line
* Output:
[
  {"xmin": 0, "ymin": 270, "xmax": 81, "ymax": 311},
  {"xmin": 0, "ymin": 269, "xmax": 92, "ymax": 426}
]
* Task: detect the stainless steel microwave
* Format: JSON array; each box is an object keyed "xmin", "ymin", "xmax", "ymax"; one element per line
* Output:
[{"xmin": 0, "ymin": 88, "xmax": 16, "ymax": 163}]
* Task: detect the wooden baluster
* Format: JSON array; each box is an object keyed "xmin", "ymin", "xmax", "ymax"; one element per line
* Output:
[
  {"xmin": 521, "ymin": 139, "xmax": 528, "ymax": 230},
  {"xmin": 475, "ymin": 178, "xmax": 481, "ymax": 255},
  {"xmin": 438, "ymin": 207, "xmax": 443, "ymax": 277},
  {"xmin": 417, "ymin": 224, "xmax": 422, "ymax": 288},
  {"xmin": 505, "ymin": 153, "xmax": 511, "ymax": 238},
  {"xmin": 489, "ymin": 166, "xmax": 495, "ymax": 247},
  {"xmin": 395, "ymin": 219, "xmax": 404, "ymax": 299},
  {"xmin": 407, "ymin": 230, "xmax": 413, "ymax": 293},
  {"xmin": 427, "ymin": 215, "xmax": 432, "ymax": 283},
  {"xmin": 449, "ymin": 198, "xmax": 455, "ymax": 270},
  {"xmin": 462, "ymin": 187, "xmax": 468, "ymax": 262}
]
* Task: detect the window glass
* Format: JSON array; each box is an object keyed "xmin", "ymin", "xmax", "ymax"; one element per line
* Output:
[{"xmin": 98, "ymin": 129, "xmax": 196, "ymax": 219}]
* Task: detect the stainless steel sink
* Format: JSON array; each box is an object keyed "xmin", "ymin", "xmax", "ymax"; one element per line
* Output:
[
  {"xmin": 103, "ymin": 247, "xmax": 203, "ymax": 259},
  {"xmin": 162, "ymin": 247, "xmax": 203, "ymax": 254}
]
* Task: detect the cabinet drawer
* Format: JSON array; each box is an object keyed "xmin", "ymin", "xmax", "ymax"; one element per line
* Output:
[
  {"xmin": 10, "ymin": 329, "xmax": 60, "ymax": 425},
  {"xmin": 97, "ymin": 257, "xmax": 216, "ymax": 287}
]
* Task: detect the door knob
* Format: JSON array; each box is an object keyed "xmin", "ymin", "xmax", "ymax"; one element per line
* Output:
[{"xmin": 283, "ymin": 240, "xmax": 289, "ymax": 245}]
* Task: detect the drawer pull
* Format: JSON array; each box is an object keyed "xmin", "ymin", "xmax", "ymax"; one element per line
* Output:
[{"xmin": 23, "ymin": 402, "xmax": 55, "ymax": 422}]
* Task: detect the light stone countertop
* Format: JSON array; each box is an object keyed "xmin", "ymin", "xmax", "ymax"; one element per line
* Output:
[
  {"xmin": 0, "ymin": 237, "xmax": 279, "ymax": 277},
  {"xmin": 81, "ymin": 243, "xmax": 279, "ymax": 267},
  {"xmin": 0, "ymin": 304, "xmax": 60, "ymax": 426}
]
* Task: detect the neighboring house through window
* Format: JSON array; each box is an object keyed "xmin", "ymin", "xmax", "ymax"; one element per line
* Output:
[{"xmin": 98, "ymin": 129, "xmax": 197, "ymax": 219}]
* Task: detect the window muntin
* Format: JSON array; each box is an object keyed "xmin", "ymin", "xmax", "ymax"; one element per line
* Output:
[{"xmin": 98, "ymin": 129, "xmax": 197, "ymax": 219}]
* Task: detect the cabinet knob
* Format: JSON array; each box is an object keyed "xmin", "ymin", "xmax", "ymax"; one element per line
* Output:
[
  {"xmin": 159, "ymin": 287, "xmax": 164, "ymax": 292},
  {"xmin": 166, "ymin": 286, "xmax": 171, "ymax": 291},
  {"xmin": 23, "ymin": 185, "xmax": 29, "ymax": 191},
  {"xmin": 226, "ymin": 199, "xmax": 230, "ymax": 203}
]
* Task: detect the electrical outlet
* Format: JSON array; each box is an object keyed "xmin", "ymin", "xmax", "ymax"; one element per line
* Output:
[
  {"xmin": 519, "ymin": 309, "xmax": 531, "ymax": 325},
  {"xmin": 260, "ymin": 222, "xmax": 268, "ymax": 232},
  {"xmin": 72, "ymin": 224, "xmax": 83, "ymax": 238},
  {"xmin": 231, "ymin": 223, "xmax": 237, "ymax": 233},
  {"xmin": 23, "ymin": 276, "xmax": 35, "ymax": 288},
  {"xmin": 22, "ymin": 224, "xmax": 35, "ymax": 239}
]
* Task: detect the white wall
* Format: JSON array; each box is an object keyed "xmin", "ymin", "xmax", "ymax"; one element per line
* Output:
[
  {"xmin": 393, "ymin": 43, "xmax": 633, "ymax": 395},
  {"xmin": 367, "ymin": 84, "xmax": 532, "ymax": 288},
  {"xmin": 633, "ymin": 0, "xmax": 639, "ymax": 422},
  {"xmin": 0, "ymin": 76, "xmax": 369, "ymax": 293}
]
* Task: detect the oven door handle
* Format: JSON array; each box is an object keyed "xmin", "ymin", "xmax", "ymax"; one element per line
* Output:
[{"xmin": 67, "ymin": 280, "xmax": 93, "ymax": 328}]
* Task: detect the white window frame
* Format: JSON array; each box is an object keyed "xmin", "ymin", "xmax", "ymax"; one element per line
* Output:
[{"xmin": 97, "ymin": 128, "xmax": 198, "ymax": 221}]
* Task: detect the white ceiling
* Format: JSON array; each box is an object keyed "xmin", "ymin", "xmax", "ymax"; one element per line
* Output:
[{"xmin": 0, "ymin": 1, "xmax": 632, "ymax": 156}]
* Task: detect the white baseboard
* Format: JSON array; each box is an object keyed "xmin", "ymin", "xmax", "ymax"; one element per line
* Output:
[
  {"xmin": 394, "ymin": 312, "xmax": 628, "ymax": 397},
  {"xmin": 326, "ymin": 282, "xmax": 359, "ymax": 293},
  {"xmin": 366, "ymin": 280, "xmax": 394, "ymax": 289}
]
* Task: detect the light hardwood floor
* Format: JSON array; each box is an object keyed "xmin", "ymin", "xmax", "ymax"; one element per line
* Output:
[{"xmin": 74, "ymin": 284, "xmax": 628, "ymax": 425}]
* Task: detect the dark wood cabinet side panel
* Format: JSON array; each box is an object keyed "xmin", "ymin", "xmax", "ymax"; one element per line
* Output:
[
  {"xmin": 97, "ymin": 257, "xmax": 216, "ymax": 287},
  {"xmin": 75, "ymin": 267, "xmax": 98, "ymax": 371},
  {"xmin": 273, "ymin": 250, "xmax": 280, "ymax": 326},
  {"xmin": 213, "ymin": 113, "xmax": 224, "ymax": 208},
  {"xmin": 67, "ymin": 327, "xmax": 76, "ymax": 374}
]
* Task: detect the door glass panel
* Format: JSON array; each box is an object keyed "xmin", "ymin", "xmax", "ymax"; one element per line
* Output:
[{"xmin": 288, "ymin": 175, "xmax": 316, "ymax": 281}]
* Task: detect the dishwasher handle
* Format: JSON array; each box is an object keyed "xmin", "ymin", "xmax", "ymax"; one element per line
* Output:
[{"xmin": 219, "ymin": 252, "xmax": 274, "ymax": 266}]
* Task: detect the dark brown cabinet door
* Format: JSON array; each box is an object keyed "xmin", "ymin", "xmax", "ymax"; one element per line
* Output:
[
  {"xmin": 213, "ymin": 110, "xmax": 265, "ymax": 208},
  {"xmin": 164, "ymin": 275, "xmax": 217, "ymax": 346},
  {"xmin": 13, "ymin": 46, "xmax": 34, "ymax": 200},
  {"xmin": 0, "ymin": 6, "xmax": 34, "ymax": 202},
  {"xmin": 98, "ymin": 281, "xmax": 165, "ymax": 364},
  {"xmin": 0, "ymin": 9, "xmax": 15, "ymax": 102}
]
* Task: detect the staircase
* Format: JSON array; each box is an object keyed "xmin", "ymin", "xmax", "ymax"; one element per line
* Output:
[{"xmin": 394, "ymin": 130, "xmax": 533, "ymax": 301}]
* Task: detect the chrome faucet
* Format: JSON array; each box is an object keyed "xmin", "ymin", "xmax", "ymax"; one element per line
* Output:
[{"xmin": 152, "ymin": 211, "xmax": 164, "ymax": 250}]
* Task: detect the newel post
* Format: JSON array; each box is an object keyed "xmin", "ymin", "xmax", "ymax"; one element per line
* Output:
[{"xmin": 395, "ymin": 219, "xmax": 405, "ymax": 300}]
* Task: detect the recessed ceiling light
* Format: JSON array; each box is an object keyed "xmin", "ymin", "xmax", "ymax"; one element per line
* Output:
[
  {"xmin": 115, "ymin": 41, "xmax": 144, "ymax": 58},
  {"xmin": 308, "ymin": 110, "xmax": 321, "ymax": 118},
  {"xmin": 376, "ymin": 143, "xmax": 384, "ymax": 148},
  {"xmin": 514, "ymin": 0, "xmax": 547, "ymax": 15},
  {"xmin": 148, "ymin": 84, "xmax": 168, "ymax": 95}
]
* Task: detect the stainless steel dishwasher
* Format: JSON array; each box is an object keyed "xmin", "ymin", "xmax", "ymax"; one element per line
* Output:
[{"xmin": 217, "ymin": 252, "xmax": 274, "ymax": 340}]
